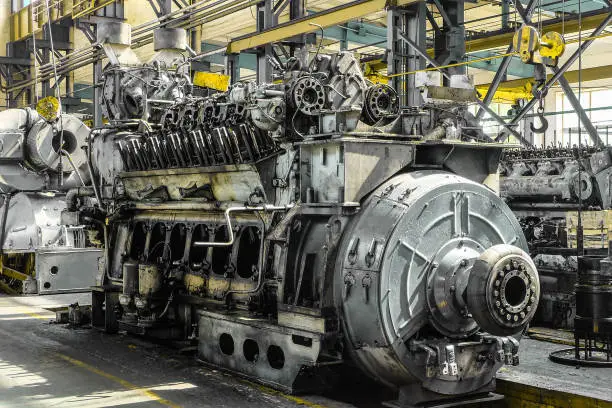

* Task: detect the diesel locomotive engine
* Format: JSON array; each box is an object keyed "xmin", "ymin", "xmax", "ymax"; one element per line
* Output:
[
  {"xmin": 500, "ymin": 146, "xmax": 612, "ymax": 328},
  {"xmin": 73, "ymin": 39, "xmax": 540, "ymax": 405},
  {"xmin": 0, "ymin": 104, "xmax": 101, "ymax": 294}
]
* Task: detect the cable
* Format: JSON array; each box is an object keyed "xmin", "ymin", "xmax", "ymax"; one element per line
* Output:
[
  {"xmin": 43, "ymin": 0, "xmax": 65, "ymax": 187},
  {"xmin": 388, "ymin": 52, "xmax": 518, "ymax": 78},
  {"xmin": 31, "ymin": 3, "xmax": 38, "ymax": 103}
]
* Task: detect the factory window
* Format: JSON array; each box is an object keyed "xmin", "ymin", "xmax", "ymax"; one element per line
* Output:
[
  {"xmin": 468, "ymin": 102, "xmax": 514, "ymax": 142},
  {"xmin": 12, "ymin": 0, "xmax": 30, "ymax": 12},
  {"xmin": 555, "ymin": 89, "xmax": 612, "ymax": 146}
]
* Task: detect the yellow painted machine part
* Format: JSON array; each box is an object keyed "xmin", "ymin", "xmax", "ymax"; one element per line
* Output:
[
  {"xmin": 0, "ymin": 253, "xmax": 36, "ymax": 281},
  {"xmin": 193, "ymin": 71, "xmax": 231, "ymax": 92},
  {"xmin": 36, "ymin": 96, "xmax": 60, "ymax": 122}
]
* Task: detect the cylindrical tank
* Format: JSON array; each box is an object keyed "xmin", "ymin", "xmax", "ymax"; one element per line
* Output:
[
  {"xmin": 0, "ymin": 108, "xmax": 90, "ymax": 192},
  {"xmin": 575, "ymin": 256, "xmax": 612, "ymax": 335},
  {"xmin": 336, "ymin": 171, "xmax": 540, "ymax": 394}
]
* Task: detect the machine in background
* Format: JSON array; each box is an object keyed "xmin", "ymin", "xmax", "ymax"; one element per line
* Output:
[
  {"xmin": 500, "ymin": 145, "xmax": 612, "ymax": 328},
  {"xmin": 0, "ymin": 102, "xmax": 102, "ymax": 294}
]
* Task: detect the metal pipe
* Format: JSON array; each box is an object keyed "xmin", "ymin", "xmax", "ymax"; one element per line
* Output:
[
  {"xmin": 86, "ymin": 130, "xmax": 103, "ymax": 208},
  {"xmin": 193, "ymin": 204, "xmax": 293, "ymax": 247},
  {"xmin": 82, "ymin": 216, "xmax": 120, "ymax": 284},
  {"xmin": 190, "ymin": 204, "xmax": 293, "ymax": 299},
  {"xmin": 60, "ymin": 149, "xmax": 86, "ymax": 187},
  {"xmin": 0, "ymin": 194, "xmax": 13, "ymax": 261}
]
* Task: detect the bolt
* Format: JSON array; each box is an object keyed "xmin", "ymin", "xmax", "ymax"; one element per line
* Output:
[
  {"xmin": 494, "ymin": 290, "xmax": 499, "ymax": 297},
  {"xmin": 495, "ymin": 280, "xmax": 500, "ymax": 287},
  {"xmin": 460, "ymin": 259, "xmax": 468, "ymax": 267},
  {"xmin": 520, "ymin": 312, "xmax": 525, "ymax": 318}
]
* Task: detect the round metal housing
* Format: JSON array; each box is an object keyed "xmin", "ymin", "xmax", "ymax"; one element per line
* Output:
[{"xmin": 336, "ymin": 170, "xmax": 539, "ymax": 393}]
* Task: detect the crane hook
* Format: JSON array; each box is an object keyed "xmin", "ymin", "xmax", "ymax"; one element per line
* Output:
[{"xmin": 530, "ymin": 105, "xmax": 548, "ymax": 134}]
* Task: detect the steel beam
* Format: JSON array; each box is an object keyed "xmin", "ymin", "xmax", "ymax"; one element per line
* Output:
[
  {"xmin": 497, "ymin": 11, "xmax": 612, "ymax": 142},
  {"xmin": 398, "ymin": 23, "xmax": 522, "ymax": 142},
  {"xmin": 468, "ymin": 8, "xmax": 611, "ymax": 53},
  {"xmin": 226, "ymin": 0, "xmax": 418, "ymax": 54},
  {"xmin": 554, "ymin": 67, "xmax": 603, "ymax": 146},
  {"xmin": 476, "ymin": 0, "xmax": 539, "ymax": 119},
  {"xmin": 226, "ymin": 5, "xmax": 611, "ymax": 55},
  {"xmin": 481, "ymin": 64, "xmax": 612, "ymax": 90}
]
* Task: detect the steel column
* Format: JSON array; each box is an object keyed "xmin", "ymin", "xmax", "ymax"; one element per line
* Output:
[
  {"xmin": 388, "ymin": 3, "xmax": 426, "ymax": 107},
  {"xmin": 257, "ymin": 0, "xmax": 275, "ymax": 83}
]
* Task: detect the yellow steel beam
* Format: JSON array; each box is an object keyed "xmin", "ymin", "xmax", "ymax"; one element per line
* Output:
[
  {"xmin": 480, "ymin": 64, "xmax": 612, "ymax": 90},
  {"xmin": 0, "ymin": 266, "xmax": 29, "ymax": 281},
  {"xmin": 227, "ymin": 0, "xmax": 418, "ymax": 54},
  {"xmin": 467, "ymin": 12, "xmax": 612, "ymax": 54},
  {"xmin": 475, "ymin": 64, "xmax": 612, "ymax": 103},
  {"xmin": 228, "ymin": 6, "xmax": 611, "ymax": 56}
]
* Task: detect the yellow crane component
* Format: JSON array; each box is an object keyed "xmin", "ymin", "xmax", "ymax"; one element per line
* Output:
[
  {"xmin": 512, "ymin": 26, "xmax": 565, "ymax": 66},
  {"xmin": 193, "ymin": 71, "xmax": 231, "ymax": 92},
  {"xmin": 36, "ymin": 96, "xmax": 60, "ymax": 122},
  {"xmin": 476, "ymin": 82, "xmax": 534, "ymax": 104}
]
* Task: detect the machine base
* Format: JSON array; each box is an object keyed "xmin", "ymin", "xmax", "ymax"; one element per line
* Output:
[{"xmin": 197, "ymin": 309, "xmax": 340, "ymax": 394}]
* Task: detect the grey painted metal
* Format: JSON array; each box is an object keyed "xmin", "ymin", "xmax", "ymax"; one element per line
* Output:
[
  {"xmin": 96, "ymin": 21, "xmax": 132, "ymax": 45},
  {"xmin": 153, "ymin": 28, "xmax": 188, "ymax": 51},
  {"xmin": 433, "ymin": 0, "xmax": 464, "ymax": 77},
  {"xmin": 393, "ymin": 12, "xmax": 523, "ymax": 142},
  {"xmin": 0, "ymin": 108, "xmax": 90, "ymax": 192},
  {"xmin": 499, "ymin": 145, "xmax": 612, "ymax": 329},
  {"xmin": 36, "ymin": 248, "xmax": 102, "ymax": 294},
  {"xmin": 337, "ymin": 170, "xmax": 537, "ymax": 392},
  {"xmin": 431, "ymin": 0, "xmax": 453, "ymax": 28},
  {"xmin": 257, "ymin": 0, "xmax": 275, "ymax": 83}
]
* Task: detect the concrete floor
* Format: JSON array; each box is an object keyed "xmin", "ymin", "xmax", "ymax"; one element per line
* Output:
[
  {"xmin": 0, "ymin": 293, "xmax": 610, "ymax": 408},
  {"xmin": 0, "ymin": 293, "xmax": 359, "ymax": 408}
]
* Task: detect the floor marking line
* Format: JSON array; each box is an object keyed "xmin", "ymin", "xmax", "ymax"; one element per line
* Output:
[
  {"xmin": 240, "ymin": 379, "xmax": 328, "ymax": 408},
  {"xmin": 25, "ymin": 312, "xmax": 53, "ymax": 320},
  {"xmin": 55, "ymin": 352, "xmax": 182, "ymax": 408}
]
